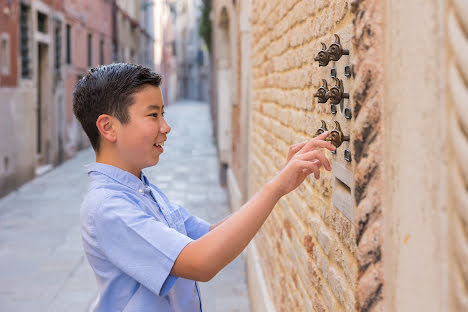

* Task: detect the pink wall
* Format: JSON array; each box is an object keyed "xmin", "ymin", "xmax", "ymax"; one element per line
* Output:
[{"xmin": 63, "ymin": 0, "xmax": 114, "ymax": 156}]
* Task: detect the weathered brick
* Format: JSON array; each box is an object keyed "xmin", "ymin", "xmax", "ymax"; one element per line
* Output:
[
  {"xmin": 250, "ymin": 0, "xmax": 357, "ymax": 309},
  {"xmin": 318, "ymin": 225, "xmax": 334, "ymax": 256},
  {"xmin": 321, "ymin": 281, "xmax": 340, "ymax": 311}
]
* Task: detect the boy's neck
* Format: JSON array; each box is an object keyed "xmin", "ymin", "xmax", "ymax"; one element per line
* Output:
[{"xmin": 96, "ymin": 151, "xmax": 141, "ymax": 179}]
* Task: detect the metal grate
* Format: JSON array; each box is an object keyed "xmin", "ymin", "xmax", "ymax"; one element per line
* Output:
[
  {"xmin": 19, "ymin": 4, "xmax": 30, "ymax": 78},
  {"xmin": 55, "ymin": 21, "xmax": 62, "ymax": 74}
]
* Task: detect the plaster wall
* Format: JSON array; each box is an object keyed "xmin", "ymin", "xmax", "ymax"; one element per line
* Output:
[
  {"xmin": 0, "ymin": 86, "xmax": 37, "ymax": 196},
  {"xmin": 446, "ymin": 0, "xmax": 468, "ymax": 310},
  {"xmin": 383, "ymin": 0, "xmax": 448, "ymax": 310}
]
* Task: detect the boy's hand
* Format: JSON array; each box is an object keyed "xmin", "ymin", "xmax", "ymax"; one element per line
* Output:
[
  {"xmin": 171, "ymin": 134, "xmax": 335, "ymax": 282},
  {"xmin": 271, "ymin": 132, "xmax": 336, "ymax": 197}
]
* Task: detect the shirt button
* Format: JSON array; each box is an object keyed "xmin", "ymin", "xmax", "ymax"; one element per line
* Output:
[{"xmin": 138, "ymin": 189, "xmax": 143, "ymax": 193}]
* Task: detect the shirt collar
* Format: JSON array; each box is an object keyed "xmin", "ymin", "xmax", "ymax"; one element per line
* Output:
[{"xmin": 86, "ymin": 162, "xmax": 149, "ymax": 192}]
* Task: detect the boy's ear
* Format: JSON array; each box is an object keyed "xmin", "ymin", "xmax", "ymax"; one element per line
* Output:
[{"xmin": 96, "ymin": 114, "xmax": 117, "ymax": 144}]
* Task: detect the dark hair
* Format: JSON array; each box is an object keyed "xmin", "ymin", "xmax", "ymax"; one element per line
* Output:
[{"xmin": 73, "ymin": 63, "xmax": 162, "ymax": 151}]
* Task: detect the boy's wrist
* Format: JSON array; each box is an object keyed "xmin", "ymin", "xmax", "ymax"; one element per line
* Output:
[{"xmin": 264, "ymin": 178, "xmax": 285, "ymax": 201}]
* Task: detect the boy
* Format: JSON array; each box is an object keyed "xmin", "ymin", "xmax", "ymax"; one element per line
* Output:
[{"xmin": 73, "ymin": 63, "xmax": 336, "ymax": 311}]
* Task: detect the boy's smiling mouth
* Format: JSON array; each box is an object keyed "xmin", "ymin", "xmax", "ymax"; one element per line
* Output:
[{"xmin": 154, "ymin": 141, "xmax": 165, "ymax": 153}]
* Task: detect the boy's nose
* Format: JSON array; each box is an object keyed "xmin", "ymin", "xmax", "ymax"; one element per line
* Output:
[{"xmin": 161, "ymin": 120, "xmax": 171, "ymax": 134}]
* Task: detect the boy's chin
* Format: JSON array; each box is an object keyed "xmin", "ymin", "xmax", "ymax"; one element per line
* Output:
[
  {"xmin": 149, "ymin": 156, "xmax": 160, "ymax": 166},
  {"xmin": 139, "ymin": 156, "xmax": 160, "ymax": 169}
]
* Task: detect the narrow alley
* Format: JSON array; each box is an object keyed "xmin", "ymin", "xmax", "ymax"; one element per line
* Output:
[{"xmin": 0, "ymin": 100, "xmax": 250, "ymax": 312}]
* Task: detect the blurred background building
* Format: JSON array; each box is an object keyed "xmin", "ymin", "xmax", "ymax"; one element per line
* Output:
[
  {"xmin": 172, "ymin": 0, "xmax": 210, "ymax": 102},
  {"xmin": 0, "ymin": 0, "xmax": 209, "ymax": 198}
]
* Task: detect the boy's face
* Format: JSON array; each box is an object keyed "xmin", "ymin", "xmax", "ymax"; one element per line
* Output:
[{"xmin": 114, "ymin": 85, "xmax": 170, "ymax": 173}]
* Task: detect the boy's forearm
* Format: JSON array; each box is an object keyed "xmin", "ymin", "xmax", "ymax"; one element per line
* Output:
[
  {"xmin": 191, "ymin": 180, "xmax": 283, "ymax": 280},
  {"xmin": 172, "ymin": 179, "xmax": 283, "ymax": 281},
  {"xmin": 209, "ymin": 214, "xmax": 230, "ymax": 231},
  {"xmin": 172, "ymin": 134, "xmax": 335, "ymax": 281}
]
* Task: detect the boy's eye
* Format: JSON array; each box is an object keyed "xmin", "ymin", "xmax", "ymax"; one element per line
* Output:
[{"xmin": 149, "ymin": 112, "xmax": 164, "ymax": 118}]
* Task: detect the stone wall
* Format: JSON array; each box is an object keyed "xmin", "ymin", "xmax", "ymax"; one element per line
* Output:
[{"xmin": 249, "ymin": 0, "xmax": 358, "ymax": 311}]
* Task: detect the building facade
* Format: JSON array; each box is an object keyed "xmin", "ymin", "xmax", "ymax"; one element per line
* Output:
[
  {"xmin": 156, "ymin": 0, "xmax": 177, "ymax": 106},
  {"xmin": 115, "ymin": 0, "xmax": 153, "ymax": 68},
  {"xmin": 63, "ymin": 0, "xmax": 114, "ymax": 159},
  {"xmin": 173, "ymin": 0, "xmax": 210, "ymax": 101},
  {"xmin": 211, "ymin": 0, "xmax": 468, "ymax": 311},
  {"xmin": 0, "ymin": 0, "xmax": 158, "ymax": 198},
  {"xmin": 1, "ymin": 0, "xmax": 70, "ymax": 197}
]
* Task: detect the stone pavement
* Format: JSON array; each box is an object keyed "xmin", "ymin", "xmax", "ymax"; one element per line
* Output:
[{"xmin": 0, "ymin": 100, "xmax": 250, "ymax": 311}]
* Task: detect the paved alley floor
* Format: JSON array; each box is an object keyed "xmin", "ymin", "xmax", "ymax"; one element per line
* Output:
[{"xmin": 0, "ymin": 100, "xmax": 250, "ymax": 311}]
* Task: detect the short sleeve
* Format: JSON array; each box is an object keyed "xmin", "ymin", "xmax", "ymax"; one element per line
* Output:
[
  {"xmin": 175, "ymin": 204, "xmax": 211, "ymax": 240},
  {"xmin": 93, "ymin": 195, "xmax": 193, "ymax": 296}
]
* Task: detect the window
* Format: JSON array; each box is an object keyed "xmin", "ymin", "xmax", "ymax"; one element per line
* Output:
[
  {"xmin": 1, "ymin": 34, "xmax": 10, "ymax": 75},
  {"xmin": 37, "ymin": 12, "xmax": 48, "ymax": 34},
  {"xmin": 66, "ymin": 24, "xmax": 72, "ymax": 64},
  {"xmin": 20, "ymin": 4, "xmax": 31, "ymax": 78},
  {"xmin": 54, "ymin": 21, "xmax": 62, "ymax": 74},
  {"xmin": 100, "ymin": 38, "xmax": 104, "ymax": 64},
  {"xmin": 87, "ymin": 33, "xmax": 92, "ymax": 67},
  {"xmin": 197, "ymin": 49, "xmax": 203, "ymax": 66},
  {"xmin": 112, "ymin": 42, "xmax": 118, "ymax": 63}
]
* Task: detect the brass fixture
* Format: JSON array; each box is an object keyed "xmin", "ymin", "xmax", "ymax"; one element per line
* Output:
[
  {"xmin": 326, "ymin": 34, "xmax": 349, "ymax": 62},
  {"xmin": 314, "ymin": 42, "xmax": 330, "ymax": 67},
  {"xmin": 315, "ymin": 120, "xmax": 328, "ymax": 137},
  {"xmin": 326, "ymin": 77, "xmax": 349, "ymax": 105},
  {"xmin": 314, "ymin": 79, "xmax": 329, "ymax": 103},
  {"xmin": 325, "ymin": 121, "xmax": 350, "ymax": 148}
]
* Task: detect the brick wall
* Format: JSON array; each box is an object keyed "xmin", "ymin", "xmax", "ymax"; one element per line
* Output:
[
  {"xmin": 0, "ymin": 0, "xmax": 18, "ymax": 87},
  {"xmin": 249, "ymin": 0, "xmax": 359, "ymax": 311}
]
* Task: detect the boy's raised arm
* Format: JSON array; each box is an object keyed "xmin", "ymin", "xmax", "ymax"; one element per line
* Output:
[
  {"xmin": 208, "ymin": 215, "xmax": 230, "ymax": 231},
  {"xmin": 170, "ymin": 132, "xmax": 336, "ymax": 282}
]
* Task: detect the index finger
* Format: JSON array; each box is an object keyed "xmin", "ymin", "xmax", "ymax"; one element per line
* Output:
[
  {"xmin": 315, "ymin": 131, "xmax": 330, "ymax": 141},
  {"xmin": 299, "ymin": 134, "xmax": 336, "ymax": 153},
  {"xmin": 290, "ymin": 140, "xmax": 308, "ymax": 154},
  {"xmin": 309, "ymin": 140, "xmax": 336, "ymax": 152}
]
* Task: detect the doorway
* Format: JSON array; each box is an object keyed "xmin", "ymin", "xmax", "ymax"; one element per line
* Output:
[{"xmin": 36, "ymin": 42, "xmax": 49, "ymax": 166}]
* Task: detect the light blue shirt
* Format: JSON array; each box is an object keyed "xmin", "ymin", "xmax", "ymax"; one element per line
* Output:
[{"xmin": 80, "ymin": 162, "xmax": 210, "ymax": 312}]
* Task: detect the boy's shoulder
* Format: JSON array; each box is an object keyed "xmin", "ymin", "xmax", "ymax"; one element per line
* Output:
[{"xmin": 81, "ymin": 181, "xmax": 138, "ymax": 217}]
